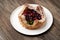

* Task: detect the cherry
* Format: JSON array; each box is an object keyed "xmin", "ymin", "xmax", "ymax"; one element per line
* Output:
[{"xmin": 22, "ymin": 7, "xmax": 42, "ymax": 25}]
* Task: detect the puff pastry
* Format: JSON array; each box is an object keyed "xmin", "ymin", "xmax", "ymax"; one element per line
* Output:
[{"xmin": 18, "ymin": 4, "xmax": 46, "ymax": 30}]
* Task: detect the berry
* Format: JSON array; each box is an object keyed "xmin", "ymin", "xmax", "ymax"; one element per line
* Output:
[{"xmin": 22, "ymin": 7, "xmax": 42, "ymax": 25}]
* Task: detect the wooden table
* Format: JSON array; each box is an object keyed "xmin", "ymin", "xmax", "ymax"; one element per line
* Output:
[{"xmin": 0, "ymin": 0, "xmax": 60, "ymax": 40}]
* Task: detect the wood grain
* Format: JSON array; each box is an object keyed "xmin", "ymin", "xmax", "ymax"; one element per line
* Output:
[{"xmin": 0, "ymin": 0, "xmax": 60, "ymax": 40}]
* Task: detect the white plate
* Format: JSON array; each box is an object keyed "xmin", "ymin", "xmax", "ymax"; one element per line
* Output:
[{"xmin": 10, "ymin": 4, "xmax": 53, "ymax": 35}]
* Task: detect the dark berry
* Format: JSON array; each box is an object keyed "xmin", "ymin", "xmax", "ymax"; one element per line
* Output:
[{"xmin": 22, "ymin": 7, "xmax": 42, "ymax": 25}]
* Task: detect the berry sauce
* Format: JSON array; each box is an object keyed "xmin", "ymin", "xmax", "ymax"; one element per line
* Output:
[{"xmin": 22, "ymin": 7, "xmax": 41, "ymax": 25}]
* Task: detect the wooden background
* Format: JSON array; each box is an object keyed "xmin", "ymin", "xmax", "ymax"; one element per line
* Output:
[{"xmin": 0, "ymin": 0, "xmax": 60, "ymax": 40}]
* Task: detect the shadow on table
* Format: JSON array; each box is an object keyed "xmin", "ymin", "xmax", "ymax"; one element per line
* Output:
[
  {"xmin": 12, "ymin": 21, "xmax": 54, "ymax": 37},
  {"xmin": 13, "ymin": 20, "xmax": 54, "ymax": 37},
  {"xmin": 17, "ymin": 24, "xmax": 53, "ymax": 37}
]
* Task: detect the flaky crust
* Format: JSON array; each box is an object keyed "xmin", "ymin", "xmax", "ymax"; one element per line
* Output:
[{"xmin": 18, "ymin": 4, "xmax": 46, "ymax": 30}]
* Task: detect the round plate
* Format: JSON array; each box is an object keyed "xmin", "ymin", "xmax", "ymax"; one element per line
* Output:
[{"xmin": 10, "ymin": 4, "xmax": 53, "ymax": 35}]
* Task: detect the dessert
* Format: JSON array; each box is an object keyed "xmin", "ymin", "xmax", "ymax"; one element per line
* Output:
[{"xmin": 18, "ymin": 4, "xmax": 46, "ymax": 30}]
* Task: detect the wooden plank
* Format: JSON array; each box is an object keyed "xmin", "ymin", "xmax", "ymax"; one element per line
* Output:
[{"xmin": 0, "ymin": 0, "xmax": 60, "ymax": 40}]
